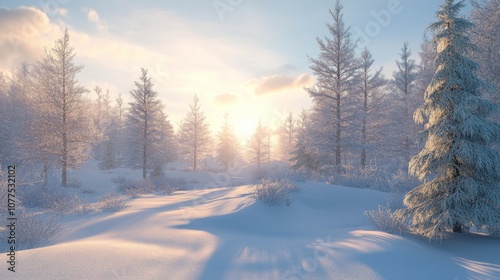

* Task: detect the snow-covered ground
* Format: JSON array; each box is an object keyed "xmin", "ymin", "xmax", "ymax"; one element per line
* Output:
[{"xmin": 3, "ymin": 162, "xmax": 500, "ymax": 279}]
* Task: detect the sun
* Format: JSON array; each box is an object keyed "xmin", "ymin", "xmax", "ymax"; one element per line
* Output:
[{"xmin": 233, "ymin": 117, "xmax": 258, "ymax": 143}]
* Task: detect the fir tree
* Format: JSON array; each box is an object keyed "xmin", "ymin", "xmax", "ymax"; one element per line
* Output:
[
  {"xmin": 126, "ymin": 68, "xmax": 167, "ymax": 179},
  {"xmin": 356, "ymin": 48, "xmax": 386, "ymax": 169},
  {"xmin": 391, "ymin": 42, "xmax": 419, "ymax": 164},
  {"xmin": 290, "ymin": 110, "xmax": 317, "ymax": 171},
  {"xmin": 405, "ymin": 0, "xmax": 500, "ymax": 240},
  {"xmin": 307, "ymin": 0, "xmax": 359, "ymax": 168},
  {"xmin": 247, "ymin": 121, "xmax": 268, "ymax": 171},
  {"xmin": 178, "ymin": 95, "xmax": 211, "ymax": 171},
  {"xmin": 216, "ymin": 113, "xmax": 239, "ymax": 171},
  {"xmin": 24, "ymin": 29, "xmax": 99, "ymax": 186}
]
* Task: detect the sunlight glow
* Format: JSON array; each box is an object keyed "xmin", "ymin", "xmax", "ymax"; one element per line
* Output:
[{"xmin": 234, "ymin": 118, "xmax": 258, "ymax": 142}]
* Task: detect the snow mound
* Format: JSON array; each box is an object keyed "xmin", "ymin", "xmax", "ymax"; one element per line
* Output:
[{"xmin": 4, "ymin": 182, "xmax": 500, "ymax": 279}]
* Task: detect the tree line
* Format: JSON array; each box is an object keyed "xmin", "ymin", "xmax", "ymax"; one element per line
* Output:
[{"xmin": 0, "ymin": 0, "xmax": 498, "ymax": 195}]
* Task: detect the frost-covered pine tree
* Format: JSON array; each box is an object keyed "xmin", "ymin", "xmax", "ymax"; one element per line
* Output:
[
  {"xmin": 247, "ymin": 120, "xmax": 268, "ymax": 171},
  {"xmin": 416, "ymin": 33, "xmax": 438, "ymax": 96},
  {"xmin": 126, "ymin": 68, "xmax": 169, "ymax": 178},
  {"xmin": 470, "ymin": 0, "xmax": 500, "ymax": 107},
  {"xmin": 307, "ymin": 0, "xmax": 359, "ymax": 168},
  {"xmin": 356, "ymin": 48, "xmax": 386, "ymax": 169},
  {"xmin": 404, "ymin": 0, "xmax": 500, "ymax": 240},
  {"xmin": 277, "ymin": 113, "xmax": 295, "ymax": 162},
  {"xmin": 216, "ymin": 113, "xmax": 239, "ymax": 171},
  {"xmin": 0, "ymin": 72, "xmax": 10, "ymax": 164},
  {"xmin": 390, "ymin": 42, "xmax": 420, "ymax": 164},
  {"xmin": 178, "ymin": 95, "xmax": 211, "ymax": 171},
  {"xmin": 25, "ymin": 29, "xmax": 99, "ymax": 187},
  {"xmin": 290, "ymin": 110, "xmax": 318, "ymax": 171}
]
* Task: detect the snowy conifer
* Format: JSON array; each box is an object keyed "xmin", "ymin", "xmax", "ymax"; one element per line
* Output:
[
  {"xmin": 290, "ymin": 110, "xmax": 316, "ymax": 171},
  {"xmin": 405, "ymin": 0, "xmax": 500, "ymax": 239},
  {"xmin": 178, "ymin": 95, "xmax": 211, "ymax": 171},
  {"xmin": 356, "ymin": 48, "xmax": 386, "ymax": 169},
  {"xmin": 216, "ymin": 113, "xmax": 239, "ymax": 171},
  {"xmin": 390, "ymin": 42, "xmax": 420, "ymax": 164},
  {"xmin": 126, "ymin": 68, "xmax": 171, "ymax": 178},
  {"xmin": 277, "ymin": 113, "xmax": 296, "ymax": 162},
  {"xmin": 247, "ymin": 121, "xmax": 268, "ymax": 171},
  {"xmin": 307, "ymin": 0, "xmax": 359, "ymax": 168},
  {"xmin": 470, "ymin": 0, "xmax": 500, "ymax": 106},
  {"xmin": 24, "ymin": 29, "xmax": 99, "ymax": 186}
]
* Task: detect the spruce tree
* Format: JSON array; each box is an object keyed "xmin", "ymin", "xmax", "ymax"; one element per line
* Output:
[
  {"xmin": 178, "ymin": 95, "xmax": 211, "ymax": 171},
  {"xmin": 405, "ymin": 0, "xmax": 500, "ymax": 240},
  {"xmin": 391, "ymin": 42, "xmax": 419, "ymax": 164},
  {"xmin": 127, "ymin": 68, "xmax": 166, "ymax": 179},
  {"xmin": 247, "ymin": 121, "xmax": 268, "ymax": 171},
  {"xmin": 216, "ymin": 113, "xmax": 239, "ymax": 171},
  {"xmin": 25, "ymin": 29, "xmax": 99, "ymax": 187},
  {"xmin": 307, "ymin": 0, "xmax": 359, "ymax": 169},
  {"xmin": 357, "ymin": 48, "xmax": 386, "ymax": 169}
]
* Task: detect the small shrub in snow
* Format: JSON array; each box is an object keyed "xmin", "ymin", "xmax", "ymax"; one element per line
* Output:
[
  {"xmin": 112, "ymin": 176, "xmax": 128, "ymax": 185},
  {"xmin": 251, "ymin": 179, "xmax": 300, "ymax": 207},
  {"xmin": 117, "ymin": 178, "xmax": 154, "ymax": 197},
  {"xmin": 67, "ymin": 177, "xmax": 83, "ymax": 189},
  {"xmin": 98, "ymin": 193, "xmax": 127, "ymax": 212},
  {"xmin": 18, "ymin": 182, "xmax": 82, "ymax": 215},
  {"xmin": 365, "ymin": 204, "xmax": 408, "ymax": 235},
  {"xmin": 151, "ymin": 176, "xmax": 178, "ymax": 195},
  {"xmin": 15, "ymin": 210, "xmax": 63, "ymax": 249},
  {"xmin": 81, "ymin": 188, "xmax": 96, "ymax": 194},
  {"xmin": 73, "ymin": 203, "xmax": 97, "ymax": 215},
  {"xmin": 48, "ymin": 193, "xmax": 82, "ymax": 215}
]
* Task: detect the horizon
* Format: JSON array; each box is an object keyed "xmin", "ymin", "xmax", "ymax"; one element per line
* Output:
[{"xmin": 0, "ymin": 0, "xmax": 474, "ymax": 141}]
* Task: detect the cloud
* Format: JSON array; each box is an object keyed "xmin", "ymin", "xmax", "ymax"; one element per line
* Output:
[
  {"xmin": 247, "ymin": 73, "xmax": 315, "ymax": 96},
  {"xmin": 56, "ymin": 8, "xmax": 68, "ymax": 16},
  {"xmin": 215, "ymin": 93, "xmax": 238, "ymax": 105},
  {"xmin": 0, "ymin": 6, "xmax": 63, "ymax": 71},
  {"xmin": 87, "ymin": 9, "xmax": 107, "ymax": 31}
]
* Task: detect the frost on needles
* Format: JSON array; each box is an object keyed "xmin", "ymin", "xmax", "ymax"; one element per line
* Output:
[{"xmin": 404, "ymin": 0, "xmax": 500, "ymax": 240}]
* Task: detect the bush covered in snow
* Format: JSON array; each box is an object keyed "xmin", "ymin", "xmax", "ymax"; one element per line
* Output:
[
  {"xmin": 150, "ymin": 176, "xmax": 180, "ymax": 194},
  {"xmin": 18, "ymin": 182, "xmax": 83, "ymax": 215},
  {"xmin": 116, "ymin": 176, "xmax": 178, "ymax": 197},
  {"xmin": 97, "ymin": 193, "xmax": 127, "ymax": 212},
  {"xmin": 13, "ymin": 209, "xmax": 63, "ymax": 249},
  {"xmin": 251, "ymin": 178, "xmax": 300, "ymax": 207},
  {"xmin": 117, "ymin": 178, "xmax": 154, "ymax": 197},
  {"xmin": 365, "ymin": 204, "xmax": 408, "ymax": 235},
  {"xmin": 300, "ymin": 164, "xmax": 419, "ymax": 193}
]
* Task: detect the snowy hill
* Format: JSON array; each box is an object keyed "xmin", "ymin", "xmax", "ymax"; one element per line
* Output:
[{"xmin": 4, "ymin": 168, "xmax": 500, "ymax": 279}]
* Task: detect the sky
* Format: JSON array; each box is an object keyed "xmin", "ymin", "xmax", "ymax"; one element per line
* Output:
[{"xmin": 0, "ymin": 0, "xmax": 474, "ymax": 141}]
